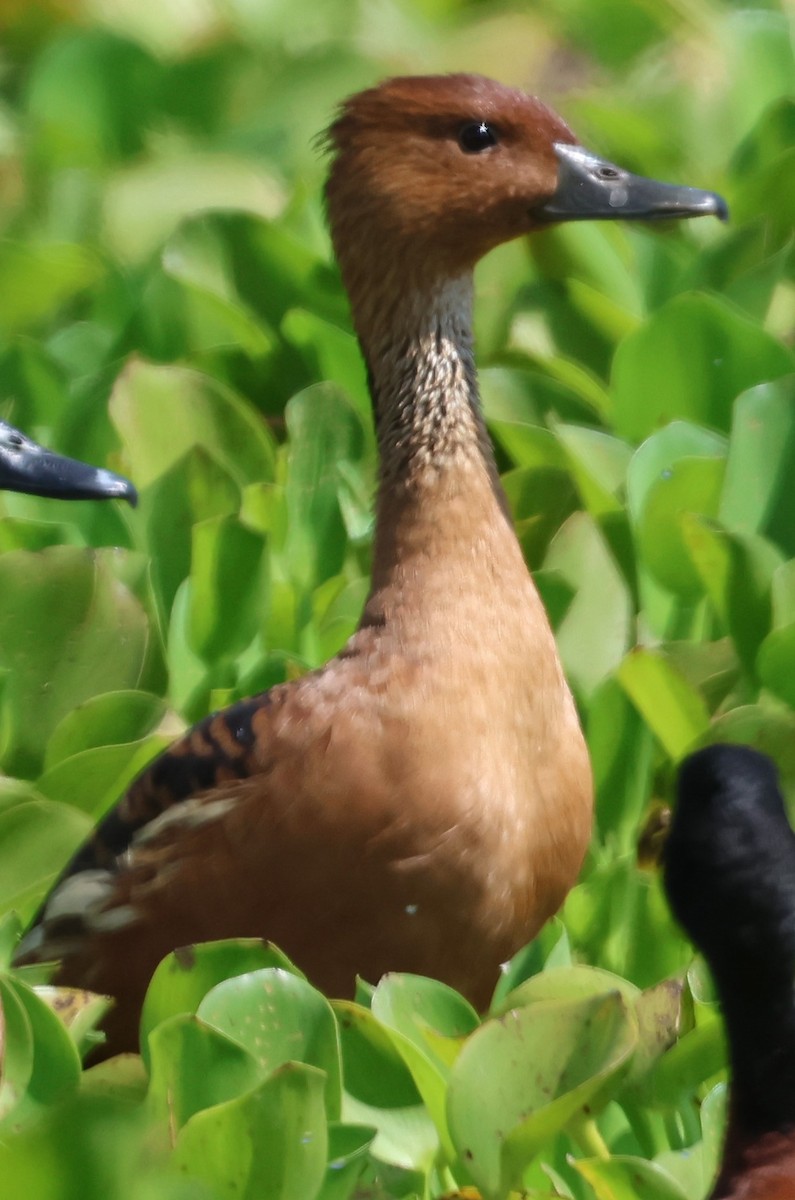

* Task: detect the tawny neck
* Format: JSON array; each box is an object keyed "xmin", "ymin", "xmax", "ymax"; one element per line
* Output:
[
  {"xmin": 352, "ymin": 274, "xmax": 497, "ymax": 485},
  {"xmin": 347, "ymin": 269, "xmax": 523, "ymax": 618}
]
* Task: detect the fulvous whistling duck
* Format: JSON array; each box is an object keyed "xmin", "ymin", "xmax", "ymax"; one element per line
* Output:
[
  {"xmin": 666, "ymin": 745, "xmax": 795, "ymax": 1200},
  {"xmin": 0, "ymin": 420, "xmax": 136, "ymax": 503},
  {"xmin": 18, "ymin": 75, "xmax": 727, "ymax": 1054}
]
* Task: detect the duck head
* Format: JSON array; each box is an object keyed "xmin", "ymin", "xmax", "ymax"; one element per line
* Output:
[{"xmin": 325, "ymin": 73, "xmax": 727, "ymax": 283}]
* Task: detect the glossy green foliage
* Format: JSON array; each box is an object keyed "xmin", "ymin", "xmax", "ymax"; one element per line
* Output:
[{"xmin": 0, "ymin": 0, "xmax": 793, "ymax": 1196}]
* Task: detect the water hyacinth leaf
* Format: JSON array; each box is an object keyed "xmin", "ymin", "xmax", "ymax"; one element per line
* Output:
[
  {"xmin": 617, "ymin": 650, "xmax": 710, "ymax": 761},
  {"xmin": 316, "ymin": 1123, "xmax": 376, "ymax": 1200},
  {"xmin": 4, "ymin": 979, "xmax": 81, "ymax": 1121},
  {"xmin": 36, "ymin": 736, "xmax": 170, "ymax": 818},
  {"xmin": 148, "ymin": 1014, "xmax": 261, "ymax": 1132},
  {"xmin": 221, "ymin": 218, "xmax": 347, "ymax": 332},
  {"xmin": 0, "ymin": 977, "xmax": 34, "ymax": 1122},
  {"xmin": 640, "ymin": 1017, "xmax": 726, "ymax": 1109},
  {"xmin": 489, "ymin": 920, "xmax": 572, "ymax": 1010},
  {"xmin": 573, "ymin": 1154, "xmax": 689, "ymax": 1199},
  {"xmin": 489, "ymin": 418, "xmax": 567, "ymax": 473},
  {"xmin": 162, "ymin": 217, "xmax": 275, "ymax": 359},
  {"xmin": 0, "ymin": 547, "xmax": 149, "ymax": 779},
  {"xmin": 33, "ymin": 985, "xmax": 112, "ymax": 1059},
  {"xmin": 333, "ymin": 1000, "xmax": 439, "ymax": 1174},
  {"xmin": 140, "ymin": 939, "xmax": 303, "ymax": 1065},
  {"xmin": 43, "ymin": 691, "xmax": 168, "ymax": 771},
  {"xmin": 554, "ymin": 424, "xmax": 632, "ymax": 517},
  {"xmin": 282, "ymin": 308, "xmax": 372, "ymax": 430},
  {"xmin": 188, "ymin": 514, "xmax": 268, "ymax": 662},
  {"xmin": 104, "ymin": 154, "xmax": 284, "ymax": 263},
  {"xmin": 493, "ymin": 964, "xmax": 639, "ymax": 1018},
  {"xmin": 78, "ymin": 1054, "xmax": 150, "ymax": 1107},
  {"xmin": 629, "ymin": 980, "xmax": 684, "ymax": 1085},
  {"xmin": 283, "ymin": 383, "xmax": 367, "ymax": 592},
  {"xmin": 699, "ymin": 1083, "xmax": 727, "ymax": 1187},
  {"xmin": 502, "ymin": 466, "xmax": 579, "ymax": 565},
  {"xmin": 334, "ymin": 1000, "xmax": 420, "ymax": 1109},
  {"xmin": 366, "ymin": 978, "xmax": 465, "ymax": 1156},
  {"xmin": 25, "ymin": 29, "xmax": 157, "ymax": 167},
  {"xmin": 171, "ymin": 1062, "xmax": 328, "ymax": 1200},
  {"xmin": 626, "ymin": 422, "xmax": 726, "ymax": 528},
  {"xmin": 0, "ymin": 799, "xmax": 91, "ymax": 922},
  {"xmin": 757, "ymin": 625, "xmax": 795, "ymax": 709},
  {"xmin": 0, "ymin": 911, "xmax": 22, "ymax": 967},
  {"xmin": 612, "ymin": 293, "xmax": 794, "ymax": 441},
  {"xmin": 494, "ymin": 965, "xmax": 679, "ymax": 1088},
  {"xmin": 544, "ymin": 513, "xmax": 632, "ymax": 698},
  {"xmin": 197, "ymin": 968, "xmax": 342, "ymax": 1120},
  {"xmin": 308, "ymin": 575, "xmax": 369, "ymax": 665},
  {"xmin": 681, "ymin": 519, "xmax": 779, "ymax": 675},
  {"xmin": 636, "ymin": 457, "xmax": 725, "ymax": 598},
  {"xmin": 0, "ymin": 241, "xmax": 104, "ymax": 335},
  {"xmin": 109, "ymin": 359, "xmax": 276, "ymax": 491},
  {"xmin": 587, "ymin": 678, "xmax": 656, "ymax": 854},
  {"xmin": 137, "ymin": 447, "xmax": 243, "ymax": 623},
  {"xmin": 447, "ymin": 992, "xmax": 637, "ymax": 1197},
  {"xmin": 563, "ymin": 860, "xmax": 690, "ymax": 989},
  {"xmin": 371, "ymin": 974, "xmax": 480, "ymax": 1072},
  {"xmin": 0, "ymin": 1091, "xmax": 163, "ymax": 1200},
  {"xmin": 720, "ymin": 377, "xmax": 795, "ymax": 555}
]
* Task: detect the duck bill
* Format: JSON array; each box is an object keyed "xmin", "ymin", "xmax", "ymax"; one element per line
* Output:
[
  {"xmin": 536, "ymin": 142, "xmax": 729, "ymax": 223},
  {"xmin": 0, "ymin": 422, "xmax": 137, "ymax": 505}
]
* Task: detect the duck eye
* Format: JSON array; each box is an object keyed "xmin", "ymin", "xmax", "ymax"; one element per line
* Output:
[{"xmin": 458, "ymin": 121, "xmax": 498, "ymax": 153}]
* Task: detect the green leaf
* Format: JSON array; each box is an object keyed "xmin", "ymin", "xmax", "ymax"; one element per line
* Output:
[
  {"xmin": 0, "ymin": 799, "xmax": 91, "ymax": 922},
  {"xmin": 681, "ymin": 519, "xmax": 778, "ymax": 674},
  {"xmin": 0, "ymin": 976, "xmax": 34, "ymax": 1122},
  {"xmin": 334, "ymin": 1000, "xmax": 438, "ymax": 1176},
  {"xmin": 637, "ymin": 458, "xmax": 725, "ymax": 598},
  {"xmin": 0, "ymin": 241, "xmax": 104, "ymax": 334},
  {"xmin": 148, "ymin": 1014, "xmax": 261, "ymax": 1132},
  {"xmin": 574, "ymin": 1154, "xmax": 689, "ymax": 1199},
  {"xmin": 172, "ymin": 1062, "xmax": 328, "ymax": 1200},
  {"xmin": 720, "ymin": 376, "xmax": 795, "ymax": 555},
  {"xmin": 544, "ymin": 513, "xmax": 632, "ymax": 698},
  {"xmin": 283, "ymin": 383, "xmax": 368, "ymax": 592},
  {"xmin": 43, "ymin": 691, "xmax": 169, "ymax": 770},
  {"xmin": 140, "ymin": 939, "xmax": 303, "ymax": 1066},
  {"xmin": 316, "ymin": 1123, "xmax": 376, "ymax": 1200},
  {"xmin": 2, "ymin": 979, "xmax": 81, "ymax": 1124},
  {"xmin": 109, "ymin": 359, "xmax": 276, "ymax": 491},
  {"xmin": 447, "ymin": 993, "xmax": 637, "ymax": 1197},
  {"xmin": 187, "ymin": 514, "xmax": 268, "ymax": 662},
  {"xmin": 0, "ymin": 547, "xmax": 149, "ymax": 778},
  {"xmin": 617, "ymin": 650, "xmax": 710, "ymax": 760},
  {"xmin": 36, "ymin": 736, "xmax": 169, "ymax": 818},
  {"xmin": 197, "ymin": 968, "xmax": 342, "ymax": 1120},
  {"xmin": 555, "ymin": 424, "xmax": 632, "ymax": 517},
  {"xmin": 372, "ymin": 974, "xmax": 479, "ymax": 1084},
  {"xmin": 612, "ymin": 294, "xmax": 794, "ymax": 441}
]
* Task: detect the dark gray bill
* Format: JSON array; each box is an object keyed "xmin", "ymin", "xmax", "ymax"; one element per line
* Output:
[
  {"xmin": 536, "ymin": 143, "xmax": 729, "ymax": 223},
  {"xmin": 0, "ymin": 421, "xmax": 137, "ymax": 504}
]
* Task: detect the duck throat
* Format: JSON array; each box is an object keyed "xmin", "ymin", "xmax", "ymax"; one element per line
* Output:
[
  {"xmin": 347, "ymin": 268, "xmax": 523, "ymax": 624},
  {"xmin": 355, "ymin": 273, "xmax": 497, "ymax": 490}
]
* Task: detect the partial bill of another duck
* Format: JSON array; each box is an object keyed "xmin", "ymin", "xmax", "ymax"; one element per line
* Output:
[{"xmin": 0, "ymin": 420, "xmax": 137, "ymax": 504}]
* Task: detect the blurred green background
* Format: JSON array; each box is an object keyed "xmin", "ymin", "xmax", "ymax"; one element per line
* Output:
[{"xmin": 0, "ymin": 0, "xmax": 793, "ymax": 1197}]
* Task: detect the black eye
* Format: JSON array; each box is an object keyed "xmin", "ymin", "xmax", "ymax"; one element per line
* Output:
[
  {"xmin": 458, "ymin": 121, "xmax": 498, "ymax": 153},
  {"xmin": 596, "ymin": 165, "xmax": 621, "ymax": 180},
  {"xmin": 8, "ymin": 433, "xmax": 22, "ymax": 446}
]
